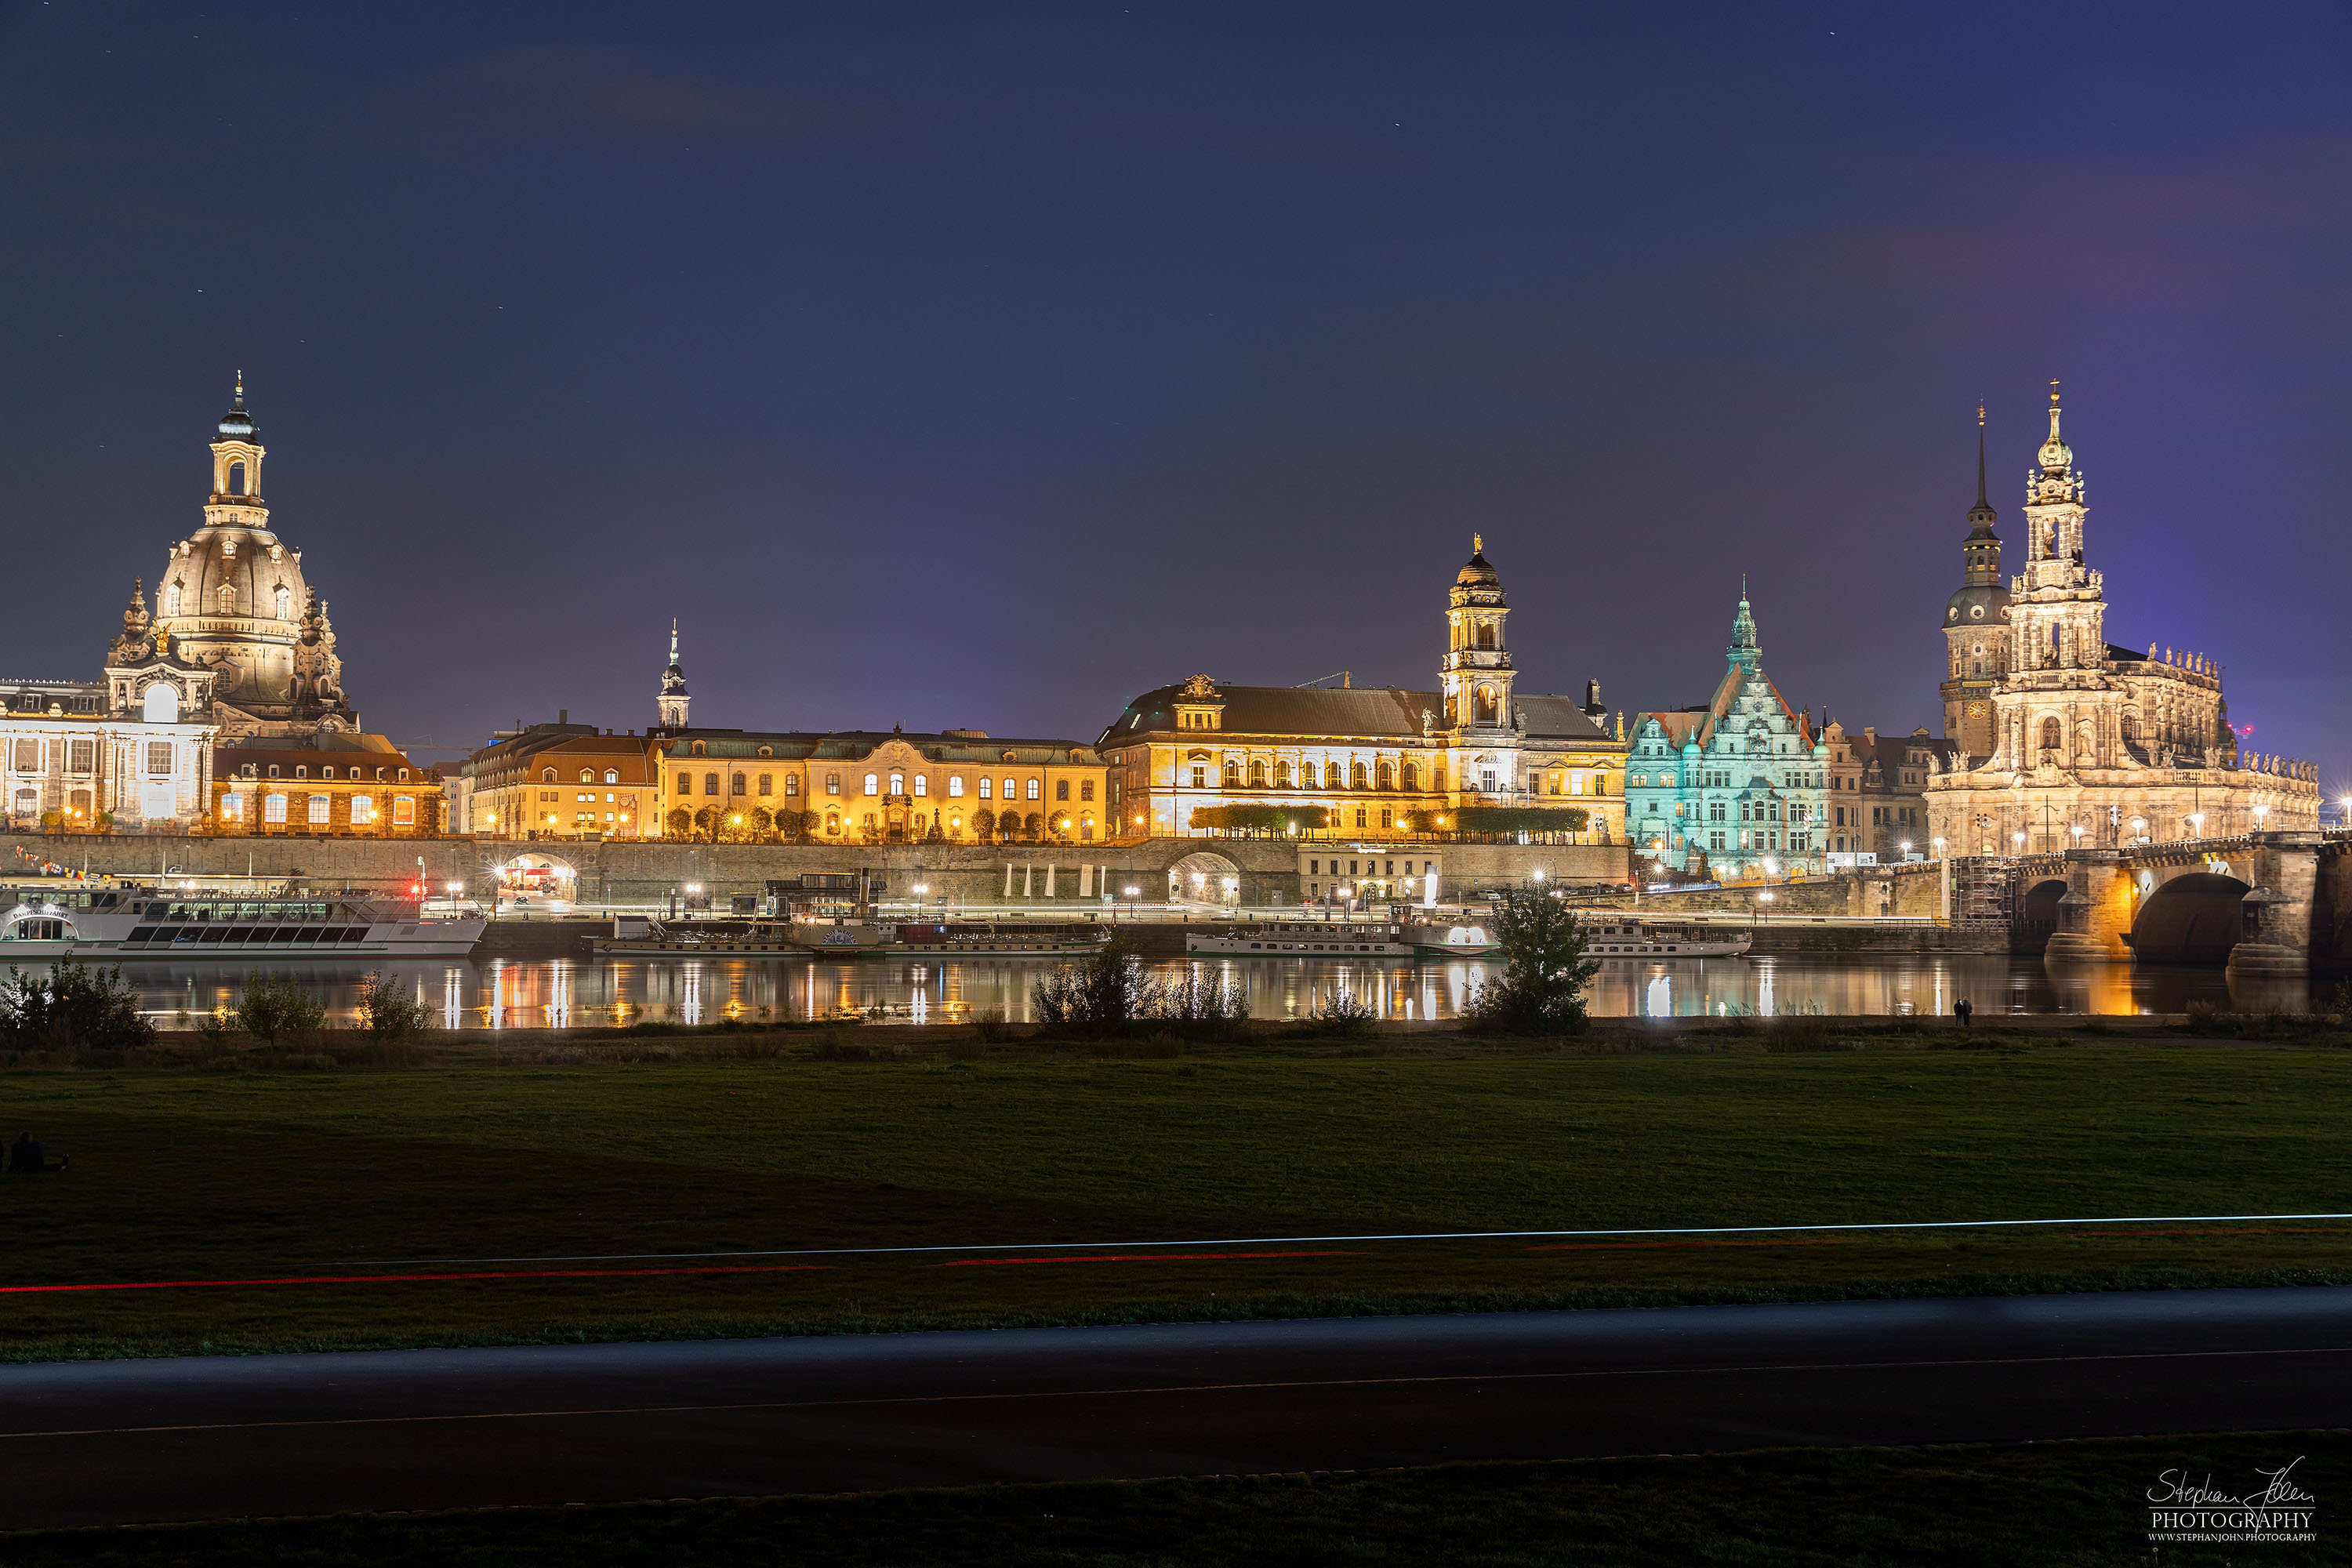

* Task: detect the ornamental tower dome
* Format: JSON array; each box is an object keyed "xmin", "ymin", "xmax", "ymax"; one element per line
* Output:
[{"xmin": 140, "ymin": 376, "xmax": 354, "ymax": 735}]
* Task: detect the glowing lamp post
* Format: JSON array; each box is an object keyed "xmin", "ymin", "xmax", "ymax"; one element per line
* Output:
[
  {"xmin": 2068, "ymin": 825, "xmax": 2084, "ymax": 848},
  {"xmin": 2252, "ymin": 804, "xmax": 2268, "ymax": 833},
  {"xmin": 2188, "ymin": 812, "xmax": 2205, "ymax": 840}
]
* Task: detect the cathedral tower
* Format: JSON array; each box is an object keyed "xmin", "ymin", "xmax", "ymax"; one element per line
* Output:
[
  {"xmin": 1939, "ymin": 408, "xmax": 2009, "ymax": 757},
  {"xmin": 1998, "ymin": 385, "xmax": 2109, "ymax": 768},
  {"xmin": 656, "ymin": 621, "xmax": 691, "ymax": 730}
]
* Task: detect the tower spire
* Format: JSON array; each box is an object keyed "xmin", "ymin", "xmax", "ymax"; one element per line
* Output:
[
  {"xmin": 1976, "ymin": 402, "xmax": 1987, "ymax": 509},
  {"xmin": 657, "ymin": 619, "xmax": 690, "ymax": 729}
]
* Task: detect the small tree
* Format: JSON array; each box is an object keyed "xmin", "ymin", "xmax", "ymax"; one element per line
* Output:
[
  {"xmin": 235, "ymin": 973, "xmax": 328, "ymax": 1045},
  {"xmin": 665, "ymin": 807, "xmax": 692, "ymax": 837},
  {"xmin": 1033, "ymin": 934, "xmax": 1154, "ymax": 1036},
  {"xmin": 1464, "ymin": 886, "xmax": 1599, "ymax": 1036},
  {"xmin": 749, "ymin": 806, "xmax": 774, "ymax": 839},
  {"xmin": 1023, "ymin": 811, "xmax": 1043, "ymax": 840},
  {"xmin": 972, "ymin": 807, "xmax": 997, "ymax": 841},
  {"xmin": 355, "ymin": 970, "xmax": 433, "ymax": 1039}
]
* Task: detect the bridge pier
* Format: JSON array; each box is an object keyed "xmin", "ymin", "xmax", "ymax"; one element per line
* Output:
[
  {"xmin": 2225, "ymin": 831, "xmax": 2321, "ymax": 981},
  {"xmin": 2042, "ymin": 852, "xmax": 2135, "ymax": 964}
]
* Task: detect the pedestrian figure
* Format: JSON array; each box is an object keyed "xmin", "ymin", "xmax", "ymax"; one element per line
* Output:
[
  {"xmin": 9, "ymin": 1132, "xmax": 67, "ymax": 1173},
  {"xmin": 1955, "ymin": 997, "xmax": 1973, "ymax": 1029}
]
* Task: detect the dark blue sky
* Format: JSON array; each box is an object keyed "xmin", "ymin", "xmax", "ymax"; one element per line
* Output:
[{"xmin": 3, "ymin": 2, "xmax": 2347, "ymax": 786}]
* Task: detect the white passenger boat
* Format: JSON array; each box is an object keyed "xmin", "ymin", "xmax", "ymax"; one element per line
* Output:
[
  {"xmin": 0, "ymin": 884, "xmax": 485, "ymax": 960},
  {"xmin": 1582, "ymin": 919, "xmax": 1752, "ymax": 960},
  {"xmin": 1187, "ymin": 920, "xmax": 1415, "ymax": 958}
]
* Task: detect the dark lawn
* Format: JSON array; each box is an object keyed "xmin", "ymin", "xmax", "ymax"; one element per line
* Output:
[{"xmin": 3, "ymin": 1032, "xmax": 2350, "ymax": 1358}]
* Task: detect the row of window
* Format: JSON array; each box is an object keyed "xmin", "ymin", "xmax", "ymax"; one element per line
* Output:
[
  {"xmin": 219, "ymin": 793, "xmax": 419, "ymax": 826},
  {"xmin": 673, "ymin": 770, "xmax": 1090, "ymax": 803},
  {"xmin": 161, "ymin": 583, "xmax": 295, "ymax": 619},
  {"xmin": 238, "ymin": 763, "xmax": 411, "ymax": 782}
]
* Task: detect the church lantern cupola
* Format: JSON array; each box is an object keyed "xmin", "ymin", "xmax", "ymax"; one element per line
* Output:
[{"xmin": 211, "ymin": 371, "xmax": 263, "ymax": 502}]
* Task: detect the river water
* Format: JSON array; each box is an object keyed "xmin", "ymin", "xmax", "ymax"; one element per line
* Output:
[{"xmin": 109, "ymin": 952, "xmax": 2318, "ymax": 1030}]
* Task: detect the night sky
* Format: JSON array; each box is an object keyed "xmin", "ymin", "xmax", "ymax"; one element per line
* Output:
[{"xmin": 3, "ymin": 3, "xmax": 2347, "ymax": 789}]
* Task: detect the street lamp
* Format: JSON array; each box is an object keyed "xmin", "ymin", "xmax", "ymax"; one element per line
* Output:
[
  {"xmin": 2252, "ymin": 804, "xmax": 2268, "ymax": 832},
  {"xmin": 2187, "ymin": 812, "xmax": 2205, "ymax": 839},
  {"xmin": 1933, "ymin": 837, "xmax": 1946, "ymax": 859},
  {"xmin": 2068, "ymin": 824, "xmax": 2084, "ymax": 848},
  {"xmin": 2013, "ymin": 830, "xmax": 2025, "ymax": 852}
]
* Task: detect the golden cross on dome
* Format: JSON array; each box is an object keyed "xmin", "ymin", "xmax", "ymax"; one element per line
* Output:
[{"xmin": 2049, "ymin": 378, "xmax": 2060, "ymax": 404}]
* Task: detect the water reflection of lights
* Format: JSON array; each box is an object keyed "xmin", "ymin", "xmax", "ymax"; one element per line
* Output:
[{"xmin": 105, "ymin": 953, "xmax": 2278, "ymax": 1031}]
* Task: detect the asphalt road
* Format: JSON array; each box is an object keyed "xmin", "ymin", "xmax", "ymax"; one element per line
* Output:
[{"xmin": 3, "ymin": 1285, "xmax": 2349, "ymax": 1529}]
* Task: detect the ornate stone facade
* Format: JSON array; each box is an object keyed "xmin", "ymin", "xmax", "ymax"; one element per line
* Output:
[
  {"xmin": 1926, "ymin": 391, "xmax": 2319, "ymax": 853},
  {"xmin": 1626, "ymin": 593, "xmax": 1830, "ymax": 879}
]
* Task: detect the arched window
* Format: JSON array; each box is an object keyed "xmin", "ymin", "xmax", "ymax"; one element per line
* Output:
[
  {"xmin": 1323, "ymin": 761, "xmax": 1342, "ymax": 789},
  {"xmin": 216, "ymin": 584, "xmax": 236, "ymax": 614},
  {"xmin": 978, "ymin": 777, "xmax": 992, "ymax": 799},
  {"xmin": 165, "ymin": 583, "xmax": 183, "ymax": 616},
  {"xmin": 274, "ymin": 586, "xmax": 291, "ymax": 620},
  {"xmin": 887, "ymin": 772, "xmax": 903, "ymax": 795},
  {"xmin": 758, "ymin": 774, "xmax": 773, "ymax": 796},
  {"xmin": 1351, "ymin": 761, "xmax": 1368, "ymax": 789},
  {"xmin": 864, "ymin": 773, "xmax": 879, "ymax": 796},
  {"xmin": 1248, "ymin": 760, "xmax": 1266, "ymax": 787},
  {"xmin": 1475, "ymin": 687, "xmax": 1497, "ymax": 724},
  {"xmin": 948, "ymin": 775, "xmax": 964, "ymax": 797},
  {"xmin": 912, "ymin": 775, "xmax": 927, "ymax": 797},
  {"xmin": 604, "ymin": 769, "xmax": 619, "ymax": 785},
  {"xmin": 580, "ymin": 769, "xmax": 594, "ymax": 784},
  {"xmin": 140, "ymin": 684, "xmax": 179, "ymax": 724},
  {"xmin": 1476, "ymin": 622, "xmax": 1496, "ymax": 649},
  {"xmin": 1025, "ymin": 778, "xmax": 1040, "ymax": 800},
  {"xmin": 783, "ymin": 775, "xmax": 799, "ymax": 797},
  {"xmin": 227, "ymin": 460, "xmax": 246, "ymax": 495},
  {"xmin": 704, "ymin": 772, "xmax": 720, "ymax": 795},
  {"xmin": 1376, "ymin": 761, "xmax": 1394, "ymax": 790},
  {"xmin": 543, "ymin": 768, "xmax": 557, "ymax": 782},
  {"xmin": 1402, "ymin": 761, "xmax": 1417, "ymax": 790},
  {"xmin": 2040, "ymin": 717, "xmax": 2062, "ymax": 751},
  {"xmin": 1274, "ymin": 760, "xmax": 1291, "ymax": 787},
  {"xmin": 1055, "ymin": 779, "xmax": 1069, "ymax": 800},
  {"xmin": 1223, "ymin": 759, "xmax": 1241, "ymax": 787}
]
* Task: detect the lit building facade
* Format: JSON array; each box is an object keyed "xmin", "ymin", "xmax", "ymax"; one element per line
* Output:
[
  {"xmin": 1821, "ymin": 723, "xmax": 1955, "ymax": 860},
  {"xmin": 1625, "ymin": 593, "xmax": 1829, "ymax": 879},
  {"xmin": 1926, "ymin": 392, "xmax": 2319, "ymax": 852},
  {"xmin": 457, "ymin": 721, "xmax": 662, "ymax": 840},
  {"xmin": 1098, "ymin": 541, "xmax": 1628, "ymax": 841},
  {"xmin": 210, "ymin": 735, "xmax": 441, "ymax": 837}
]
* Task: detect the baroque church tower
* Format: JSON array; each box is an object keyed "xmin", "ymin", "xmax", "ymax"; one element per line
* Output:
[
  {"xmin": 1439, "ymin": 535, "xmax": 1520, "ymax": 798},
  {"xmin": 1939, "ymin": 406, "xmax": 2010, "ymax": 757},
  {"xmin": 655, "ymin": 621, "xmax": 691, "ymax": 731}
]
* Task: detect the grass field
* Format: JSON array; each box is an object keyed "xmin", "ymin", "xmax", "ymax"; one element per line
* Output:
[
  {"xmin": 3, "ymin": 1019, "xmax": 2351, "ymax": 1359},
  {"xmin": 9, "ymin": 1432, "xmax": 2343, "ymax": 1565}
]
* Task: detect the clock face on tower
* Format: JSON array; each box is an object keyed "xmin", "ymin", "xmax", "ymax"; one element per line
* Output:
[{"xmin": 1966, "ymin": 702, "xmax": 1989, "ymax": 718}]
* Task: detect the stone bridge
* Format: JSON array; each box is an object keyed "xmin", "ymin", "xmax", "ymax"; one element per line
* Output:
[{"xmin": 2008, "ymin": 829, "xmax": 2349, "ymax": 979}]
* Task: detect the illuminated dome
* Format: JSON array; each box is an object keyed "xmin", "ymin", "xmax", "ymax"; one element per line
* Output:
[{"xmin": 1455, "ymin": 533, "xmax": 1500, "ymax": 587}]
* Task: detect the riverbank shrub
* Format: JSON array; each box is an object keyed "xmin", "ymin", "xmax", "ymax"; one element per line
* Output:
[
  {"xmin": 0, "ymin": 959, "xmax": 154, "ymax": 1054},
  {"xmin": 1465, "ymin": 887, "xmax": 1599, "ymax": 1036}
]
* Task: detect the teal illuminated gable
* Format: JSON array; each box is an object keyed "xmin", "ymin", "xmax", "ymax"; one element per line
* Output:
[{"xmin": 1624, "ymin": 592, "xmax": 1829, "ymax": 879}]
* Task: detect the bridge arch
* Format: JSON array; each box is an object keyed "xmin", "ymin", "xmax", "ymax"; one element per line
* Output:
[
  {"xmin": 2018, "ymin": 877, "xmax": 2067, "ymax": 949},
  {"xmin": 2130, "ymin": 871, "xmax": 2251, "ymax": 965},
  {"xmin": 1168, "ymin": 851, "xmax": 1243, "ymax": 906}
]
